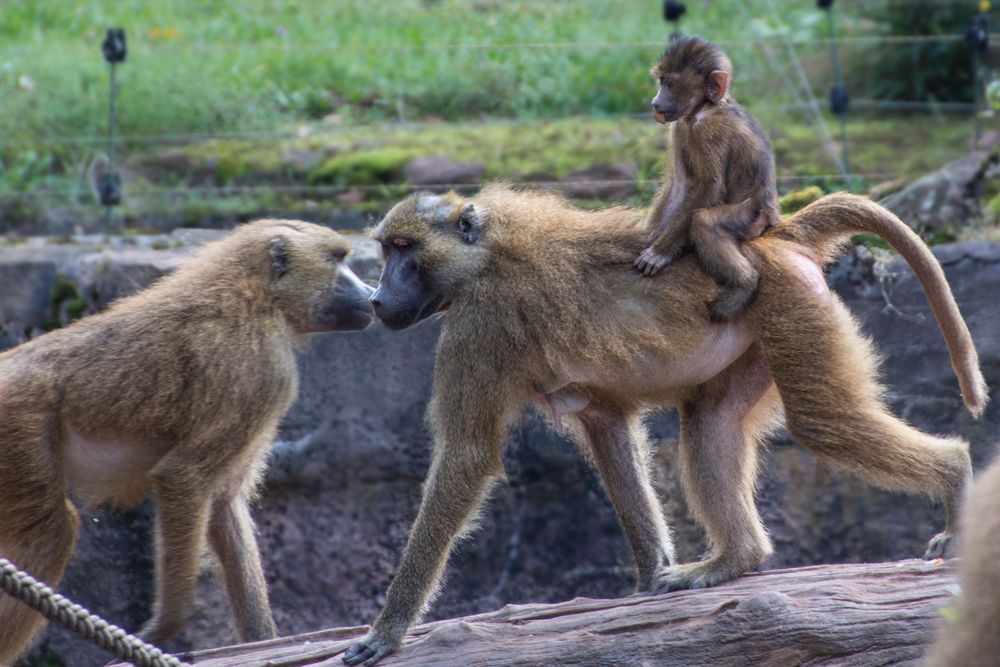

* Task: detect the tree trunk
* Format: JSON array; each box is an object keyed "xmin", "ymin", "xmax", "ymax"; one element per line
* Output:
[{"xmin": 120, "ymin": 559, "xmax": 956, "ymax": 667}]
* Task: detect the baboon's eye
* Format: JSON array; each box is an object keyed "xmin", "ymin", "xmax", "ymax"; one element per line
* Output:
[
  {"xmin": 330, "ymin": 249, "xmax": 348, "ymax": 263},
  {"xmin": 392, "ymin": 237, "xmax": 413, "ymax": 250},
  {"xmin": 665, "ymin": 80, "xmax": 674, "ymax": 89}
]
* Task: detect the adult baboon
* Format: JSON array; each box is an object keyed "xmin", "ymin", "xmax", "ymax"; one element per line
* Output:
[
  {"xmin": 923, "ymin": 450, "xmax": 1000, "ymax": 667},
  {"xmin": 342, "ymin": 186, "xmax": 985, "ymax": 666},
  {"xmin": 0, "ymin": 220, "xmax": 374, "ymax": 666}
]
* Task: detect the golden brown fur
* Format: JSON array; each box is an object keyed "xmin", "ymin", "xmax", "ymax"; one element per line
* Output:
[
  {"xmin": 638, "ymin": 36, "xmax": 780, "ymax": 321},
  {"xmin": 343, "ymin": 185, "xmax": 983, "ymax": 666},
  {"xmin": 923, "ymin": 451, "xmax": 1000, "ymax": 667},
  {"xmin": 0, "ymin": 220, "xmax": 373, "ymax": 665}
]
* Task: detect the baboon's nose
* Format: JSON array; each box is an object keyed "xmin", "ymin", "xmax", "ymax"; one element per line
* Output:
[{"xmin": 369, "ymin": 293, "xmax": 385, "ymax": 317}]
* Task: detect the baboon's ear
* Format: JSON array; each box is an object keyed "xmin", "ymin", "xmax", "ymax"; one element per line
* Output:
[
  {"xmin": 457, "ymin": 204, "xmax": 483, "ymax": 244},
  {"xmin": 271, "ymin": 236, "xmax": 290, "ymax": 278},
  {"xmin": 707, "ymin": 70, "xmax": 730, "ymax": 104}
]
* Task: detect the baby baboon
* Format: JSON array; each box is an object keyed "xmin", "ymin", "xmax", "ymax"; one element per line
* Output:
[
  {"xmin": 635, "ymin": 36, "xmax": 780, "ymax": 321},
  {"xmin": 923, "ymin": 451, "xmax": 1000, "ymax": 667},
  {"xmin": 0, "ymin": 220, "xmax": 374, "ymax": 665},
  {"xmin": 343, "ymin": 186, "xmax": 984, "ymax": 666}
]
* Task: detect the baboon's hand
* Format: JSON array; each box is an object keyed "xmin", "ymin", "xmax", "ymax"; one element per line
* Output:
[
  {"xmin": 634, "ymin": 247, "xmax": 671, "ymax": 276},
  {"xmin": 343, "ymin": 628, "xmax": 400, "ymax": 666}
]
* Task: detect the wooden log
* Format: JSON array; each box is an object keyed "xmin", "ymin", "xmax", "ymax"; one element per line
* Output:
[{"xmin": 115, "ymin": 559, "xmax": 957, "ymax": 667}]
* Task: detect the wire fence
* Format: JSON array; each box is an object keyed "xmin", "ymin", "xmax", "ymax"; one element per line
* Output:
[
  {"xmin": 3, "ymin": 31, "xmax": 994, "ymax": 56},
  {"xmin": 0, "ymin": 3, "xmax": 996, "ymax": 217},
  {"xmin": 3, "ymin": 172, "xmax": 923, "ymax": 207},
  {"xmin": 0, "ymin": 95, "xmax": 981, "ymax": 149}
]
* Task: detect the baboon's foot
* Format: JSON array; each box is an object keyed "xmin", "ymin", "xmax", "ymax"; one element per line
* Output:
[
  {"xmin": 708, "ymin": 284, "xmax": 754, "ymax": 322},
  {"xmin": 924, "ymin": 531, "xmax": 957, "ymax": 559},
  {"xmin": 651, "ymin": 556, "xmax": 751, "ymax": 593},
  {"xmin": 343, "ymin": 628, "xmax": 401, "ymax": 666}
]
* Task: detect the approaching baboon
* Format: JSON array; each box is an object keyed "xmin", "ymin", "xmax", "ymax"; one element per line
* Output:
[
  {"xmin": 0, "ymin": 220, "xmax": 374, "ymax": 665},
  {"xmin": 924, "ymin": 451, "xmax": 1000, "ymax": 667},
  {"xmin": 343, "ymin": 186, "xmax": 985, "ymax": 666},
  {"xmin": 635, "ymin": 36, "xmax": 780, "ymax": 321}
]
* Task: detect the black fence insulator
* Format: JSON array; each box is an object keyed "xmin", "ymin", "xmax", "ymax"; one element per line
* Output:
[
  {"xmin": 663, "ymin": 1, "xmax": 686, "ymax": 23},
  {"xmin": 102, "ymin": 28, "xmax": 127, "ymax": 63},
  {"xmin": 830, "ymin": 86, "xmax": 850, "ymax": 115},
  {"xmin": 966, "ymin": 14, "xmax": 989, "ymax": 53},
  {"xmin": 99, "ymin": 172, "xmax": 122, "ymax": 206},
  {"xmin": 817, "ymin": 0, "xmax": 834, "ymax": 8}
]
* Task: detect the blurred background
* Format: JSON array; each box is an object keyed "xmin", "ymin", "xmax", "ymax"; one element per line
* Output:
[
  {"xmin": 0, "ymin": 0, "xmax": 997, "ymax": 235},
  {"xmin": 1, "ymin": 2, "xmax": 999, "ymax": 666}
]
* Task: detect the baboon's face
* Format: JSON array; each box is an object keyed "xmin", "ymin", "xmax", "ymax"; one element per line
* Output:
[
  {"xmin": 369, "ymin": 193, "xmax": 487, "ymax": 330},
  {"xmin": 650, "ymin": 66, "xmax": 705, "ymax": 123},
  {"xmin": 268, "ymin": 225, "xmax": 375, "ymax": 333}
]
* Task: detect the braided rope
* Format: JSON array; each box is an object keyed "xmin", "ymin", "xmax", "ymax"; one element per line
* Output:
[{"xmin": 0, "ymin": 558, "xmax": 190, "ymax": 667}]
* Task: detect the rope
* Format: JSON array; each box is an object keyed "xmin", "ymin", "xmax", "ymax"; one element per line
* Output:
[{"xmin": 0, "ymin": 557, "xmax": 190, "ymax": 667}]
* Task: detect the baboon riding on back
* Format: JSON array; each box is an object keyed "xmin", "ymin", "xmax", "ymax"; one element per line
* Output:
[{"xmin": 344, "ymin": 186, "xmax": 984, "ymax": 666}]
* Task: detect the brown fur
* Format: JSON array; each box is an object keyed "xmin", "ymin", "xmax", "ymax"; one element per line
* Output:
[
  {"xmin": 342, "ymin": 186, "xmax": 982, "ymax": 665},
  {"xmin": 0, "ymin": 220, "xmax": 373, "ymax": 665},
  {"xmin": 924, "ymin": 450, "xmax": 1000, "ymax": 667},
  {"xmin": 637, "ymin": 36, "xmax": 780, "ymax": 321}
]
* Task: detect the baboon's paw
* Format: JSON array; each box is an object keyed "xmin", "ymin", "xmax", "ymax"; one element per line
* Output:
[
  {"xmin": 924, "ymin": 531, "xmax": 957, "ymax": 559},
  {"xmin": 651, "ymin": 559, "xmax": 741, "ymax": 593},
  {"xmin": 343, "ymin": 630, "xmax": 398, "ymax": 667}
]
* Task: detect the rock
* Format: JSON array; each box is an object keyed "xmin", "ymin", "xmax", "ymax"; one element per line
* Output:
[
  {"xmin": 280, "ymin": 148, "xmax": 324, "ymax": 172},
  {"xmin": 8, "ymin": 235, "xmax": 1000, "ymax": 666},
  {"xmin": 560, "ymin": 162, "xmax": 637, "ymax": 200},
  {"xmin": 404, "ymin": 156, "xmax": 485, "ymax": 187},
  {"xmin": 883, "ymin": 149, "xmax": 998, "ymax": 234},
  {"xmin": 868, "ymin": 177, "xmax": 907, "ymax": 201},
  {"xmin": 336, "ymin": 188, "xmax": 367, "ymax": 205},
  {"xmin": 778, "ymin": 185, "xmax": 824, "ymax": 215}
]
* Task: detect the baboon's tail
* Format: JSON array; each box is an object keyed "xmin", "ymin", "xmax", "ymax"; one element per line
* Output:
[{"xmin": 767, "ymin": 192, "xmax": 988, "ymax": 418}]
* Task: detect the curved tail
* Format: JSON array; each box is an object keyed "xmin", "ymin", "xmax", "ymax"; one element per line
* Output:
[{"xmin": 767, "ymin": 192, "xmax": 988, "ymax": 418}]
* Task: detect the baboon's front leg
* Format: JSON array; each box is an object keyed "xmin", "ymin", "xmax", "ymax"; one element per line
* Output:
[
  {"xmin": 138, "ymin": 476, "xmax": 212, "ymax": 645},
  {"xmin": 654, "ymin": 344, "xmax": 778, "ymax": 592},
  {"xmin": 208, "ymin": 495, "xmax": 277, "ymax": 642},
  {"xmin": 576, "ymin": 406, "xmax": 675, "ymax": 591},
  {"xmin": 343, "ymin": 438, "xmax": 503, "ymax": 666}
]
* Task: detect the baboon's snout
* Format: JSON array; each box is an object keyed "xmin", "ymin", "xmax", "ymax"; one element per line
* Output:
[{"xmin": 320, "ymin": 266, "xmax": 375, "ymax": 331}]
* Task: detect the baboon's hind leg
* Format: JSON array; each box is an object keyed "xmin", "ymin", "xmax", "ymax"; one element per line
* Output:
[
  {"xmin": 655, "ymin": 344, "xmax": 780, "ymax": 592},
  {"xmin": 690, "ymin": 202, "xmax": 762, "ymax": 321},
  {"xmin": 0, "ymin": 413, "xmax": 80, "ymax": 666},
  {"xmin": 750, "ymin": 249, "xmax": 973, "ymax": 558}
]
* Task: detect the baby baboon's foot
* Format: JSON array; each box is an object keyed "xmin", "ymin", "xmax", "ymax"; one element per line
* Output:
[
  {"xmin": 708, "ymin": 285, "xmax": 754, "ymax": 322},
  {"xmin": 652, "ymin": 557, "xmax": 747, "ymax": 593},
  {"xmin": 343, "ymin": 629, "xmax": 400, "ymax": 667},
  {"xmin": 924, "ymin": 531, "xmax": 957, "ymax": 559}
]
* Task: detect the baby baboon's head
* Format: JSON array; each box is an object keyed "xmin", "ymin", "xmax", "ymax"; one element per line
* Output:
[{"xmin": 650, "ymin": 35, "xmax": 733, "ymax": 123}]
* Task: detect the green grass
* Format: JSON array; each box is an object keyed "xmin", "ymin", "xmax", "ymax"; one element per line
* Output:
[
  {"xmin": 0, "ymin": 0, "xmax": 830, "ymax": 143},
  {"xmin": 142, "ymin": 112, "xmax": 974, "ymax": 195},
  {"xmin": 0, "ymin": 0, "xmax": 990, "ymax": 233}
]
